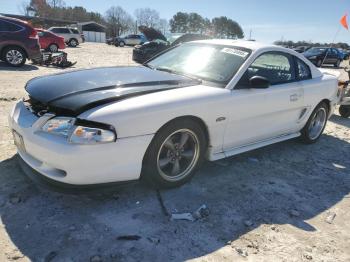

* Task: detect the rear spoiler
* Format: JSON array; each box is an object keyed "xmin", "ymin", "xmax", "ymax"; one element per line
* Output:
[{"xmin": 318, "ymin": 68, "xmax": 342, "ymax": 79}]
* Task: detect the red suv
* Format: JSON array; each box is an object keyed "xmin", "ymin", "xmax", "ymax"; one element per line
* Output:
[
  {"xmin": 36, "ymin": 28, "xmax": 66, "ymax": 52},
  {"xmin": 0, "ymin": 16, "xmax": 41, "ymax": 67}
]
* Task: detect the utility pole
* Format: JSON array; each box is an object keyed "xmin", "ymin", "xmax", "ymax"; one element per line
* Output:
[{"xmin": 249, "ymin": 29, "xmax": 252, "ymax": 40}]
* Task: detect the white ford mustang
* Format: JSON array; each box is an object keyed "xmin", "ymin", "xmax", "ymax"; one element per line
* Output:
[{"xmin": 9, "ymin": 40, "xmax": 340, "ymax": 188}]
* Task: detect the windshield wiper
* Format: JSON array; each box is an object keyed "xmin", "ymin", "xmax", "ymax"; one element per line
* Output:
[{"xmin": 155, "ymin": 67, "xmax": 202, "ymax": 83}]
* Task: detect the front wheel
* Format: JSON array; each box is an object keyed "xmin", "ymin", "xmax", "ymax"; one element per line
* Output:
[
  {"xmin": 300, "ymin": 102, "xmax": 329, "ymax": 144},
  {"xmin": 119, "ymin": 41, "xmax": 125, "ymax": 47},
  {"xmin": 142, "ymin": 119, "xmax": 207, "ymax": 188}
]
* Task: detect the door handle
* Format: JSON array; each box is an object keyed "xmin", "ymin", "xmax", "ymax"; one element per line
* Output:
[{"xmin": 290, "ymin": 94, "xmax": 299, "ymax": 102}]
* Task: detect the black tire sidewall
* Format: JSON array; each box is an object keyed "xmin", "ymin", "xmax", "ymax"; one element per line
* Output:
[
  {"xmin": 316, "ymin": 59, "xmax": 322, "ymax": 67},
  {"xmin": 142, "ymin": 119, "xmax": 207, "ymax": 188},
  {"xmin": 3, "ymin": 47, "xmax": 26, "ymax": 67},
  {"xmin": 335, "ymin": 60, "xmax": 341, "ymax": 67},
  {"xmin": 300, "ymin": 102, "xmax": 329, "ymax": 144},
  {"xmin": 69, "ymin": 39, "xmax": 77, "ymax": 47},
  {"xmin": 339, "ymin": 105, "xmax": 350, "ymax": 118}
]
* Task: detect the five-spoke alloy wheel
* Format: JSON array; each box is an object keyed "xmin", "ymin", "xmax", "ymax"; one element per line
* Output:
[
  {"xmin": 300, "ymin": 102, "xmax": 329, "ymax": 143},
  {"xmin": 142, "ymin": 119, "xmax": 207, "ymax": 188},
  {"xmin": 157, "ymin": 129, "xmax": 200, "ymax": 182}
]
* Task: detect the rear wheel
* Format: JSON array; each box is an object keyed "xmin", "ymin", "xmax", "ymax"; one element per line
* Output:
[
  {"xmin": 48, "ymin": 43, "xmax": 58, "ymax": 52},
  {"xmin": 316, "ymin": 59, "xmax": 322, "ymax": 67},
  {"xmin": 334, "ymin": 59, "xmax": 341, "ymax": 68},
  {"xmin": 339, "ymin": 105, "xmax": 350, "ymax": 118},
  {"xmin": 300, "ymin": 102, "xmax": 329, "ymax": 144},
  {"xmin": 142, "ymin": 119, "xmax": 207, "ymax": 188},
  {"xmin": 3, "ymin": 46, "xmax": 26, "ymax": 67},
  {"xmin": 68, "ymin": 39, "xmax": 78, "ymax": 47}
]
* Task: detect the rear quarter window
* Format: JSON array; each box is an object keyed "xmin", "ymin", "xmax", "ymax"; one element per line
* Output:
[
  {"xmin": 0, "ymin": 20, "xmax": 22, "ymax": 32},
  {"xmin": 51, "ymin": 28, "xmax": 70, "ymax": 34},
  {"xmin": 70, "ymin": 29, "xmax": 80, "ymax": 34},
  {"xmin": 295, "ymin": 58, "xmax": 312, "ymax": 80}
]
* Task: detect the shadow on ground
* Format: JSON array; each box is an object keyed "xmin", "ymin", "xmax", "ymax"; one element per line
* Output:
[
  {"xmin": 0, "ymin": 62, "xmax": 39, "ymax": 71},
  {"xmin": 0, "ymin": 134, "xmax": 349, "ymax": 261},
  {"xmin": 330, "ymin": 114, "xmax": 350, "ymax": 128}
]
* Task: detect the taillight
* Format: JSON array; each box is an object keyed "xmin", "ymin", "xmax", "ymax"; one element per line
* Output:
[{"xmin": 29, "ymin": 28, "xmax": 38, "ymax": 39}]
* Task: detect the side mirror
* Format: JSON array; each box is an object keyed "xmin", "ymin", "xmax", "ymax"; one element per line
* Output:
[{"xmin": 249, "ymin": 76, "xmax": 270, "ymax": 89}]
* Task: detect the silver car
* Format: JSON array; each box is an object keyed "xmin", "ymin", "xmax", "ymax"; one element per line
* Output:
[
  {"xmin": 118, "ymin": 34, "xmax": 146, "ymax": 47},
  {"xmin": 48, "ymin": 27, "xmax": 83, "ymax": 47}
]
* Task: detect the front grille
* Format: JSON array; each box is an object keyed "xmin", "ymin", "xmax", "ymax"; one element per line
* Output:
[{"xmin": 25, "ymin": 96, "xmax": 49, "ymax": 116}]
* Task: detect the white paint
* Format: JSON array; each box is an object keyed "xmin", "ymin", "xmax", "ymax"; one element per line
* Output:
[{"xmin": 9, "ymin": 40, "xmax": 339, "ymax": 185}]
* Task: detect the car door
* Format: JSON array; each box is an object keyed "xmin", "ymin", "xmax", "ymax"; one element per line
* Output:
[
  {"xmin": 223, "ymin": 51, "xmax": 305, "ymax": 151},
  {"xmin": 123, "ymin": 35, "xmax": 131, "ymax": 45},
  {"xmin": 326, "ymin": 48, "xmax": 337, "ymax": 64}
]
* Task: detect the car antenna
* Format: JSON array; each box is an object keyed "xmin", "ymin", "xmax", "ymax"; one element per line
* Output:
[{"xmin": 321, "ymin": 13, "xmax": 348, "ymax": 67}]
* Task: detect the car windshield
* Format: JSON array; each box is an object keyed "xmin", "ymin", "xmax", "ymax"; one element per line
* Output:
[
  {"xmin": 304, "ymin": 48, "xmax": 326, "ymax": 55},
  {"xmin": 146, "ymin": 43, "xmax": 251, "ymax": 84}
]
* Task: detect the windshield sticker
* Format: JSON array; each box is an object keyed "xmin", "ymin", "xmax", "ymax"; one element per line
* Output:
[{"xmin": 221, "ymin": 48, "xmax": 249, "ymax": 58}]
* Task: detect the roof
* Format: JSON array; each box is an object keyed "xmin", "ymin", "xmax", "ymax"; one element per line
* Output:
[
  {"xmin": 77, "ymin": 21, "xmax": 106, "ymax": 28},
  {"xmin": 193, "ymin": 39, "xmax": 277, "ymax": 51}
]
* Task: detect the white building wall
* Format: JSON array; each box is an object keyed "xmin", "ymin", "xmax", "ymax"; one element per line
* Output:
[{"xmin": 83, "ymin": 31, "xmax": 106, "ymax": 43}]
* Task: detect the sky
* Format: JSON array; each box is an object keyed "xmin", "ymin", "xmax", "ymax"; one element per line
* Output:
[{"xmin": 2, "ymin": 0, "xmax": 350, "ymax": 44}]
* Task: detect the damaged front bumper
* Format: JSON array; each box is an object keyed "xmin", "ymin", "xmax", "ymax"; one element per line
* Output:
[{"xmin": 8, "ymin": 100, "xmax": 153, "ymax": 185}]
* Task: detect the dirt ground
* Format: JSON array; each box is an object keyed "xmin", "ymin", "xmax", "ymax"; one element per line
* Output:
[{"xmin": 0, "ymin": 43, "xmax": 349, "ymax": 262}]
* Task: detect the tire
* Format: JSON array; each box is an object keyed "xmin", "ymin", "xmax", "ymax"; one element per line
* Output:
[
  {"xmin": 334, "ymin": 59, "xmax": 341, "ymax": 68},
  {"xmin": 3, "ymin": 46, "xmax": 26, "ymax": 67},
  {"xmin": 316, "ymin": 59, "xmax": 322, "ymax": 67},
  {"xmin": 339, "ymin": 105, "xmax": 350, "ymax": 118},
  {"xmin": 142, "ymin": 119, "xmax": 207, "ymax": 188},
  {"xmin": 68, "ymin": 39, "xmax": 78, "ymax": 47},
  {"xmin": 119, "ymin": 41, "xmax": 125, "ymax": 47},
  {"xmin": 48, "ymin": 44, "xmax": 58, "ymax": 52},
  {"xmin": 300, "ymin": 102, "xmax": 329, "ymax": 144}
]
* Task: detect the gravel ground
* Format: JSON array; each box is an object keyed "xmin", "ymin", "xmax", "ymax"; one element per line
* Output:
[{"xmin": 0, "ymin": 43, "xmax": 349, "ymax": 262}]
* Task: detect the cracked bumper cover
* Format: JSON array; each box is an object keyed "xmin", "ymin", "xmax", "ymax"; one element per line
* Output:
[{"xmin": 8, "ymin": 100, "xmax": 153, "ymax": 185}]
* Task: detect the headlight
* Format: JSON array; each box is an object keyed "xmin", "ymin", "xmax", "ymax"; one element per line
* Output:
[
  {"xmin": 41, "ymin": 117, "xmax": 116, "ymax": 144},
  {"xmin": 69, "ymin": 125, "xmax": 115, "ymax": 144},
  {"xmin": 41, "ymin": 117, "xmax": 75, "ymax": 137},
  {"xmin": 308, "ymin": 56, "xmax": 317, "ymax": 59}
]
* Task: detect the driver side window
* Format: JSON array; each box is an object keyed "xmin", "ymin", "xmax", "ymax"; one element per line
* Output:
[{"xmin": 237, "ymin": 52, "xmax": 295, "ymax": 88}]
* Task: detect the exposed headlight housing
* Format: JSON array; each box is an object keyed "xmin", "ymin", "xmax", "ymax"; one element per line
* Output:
[
  {"xmin": 69, "ymin": 125, "xmax": 115, "ymax": 144},
  {"xmin": 41, "ymin": 117, "xmax": 116, "ymax": 144},
  {"xmin": 41, "ymin": 117, "xmax": 75, "ymax": 137}
]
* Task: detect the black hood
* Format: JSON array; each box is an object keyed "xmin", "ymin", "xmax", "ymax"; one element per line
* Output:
[
  {"xmin": 171, "ymin": 33, "xmax": 211, "ymax": 46},
  {"xmin": 25, "ymin": 66, "xmax": 200, "ymax": 116},
  {"xmin": 138, "ymin": 26, "xmax": 167, "ymax": 42}
]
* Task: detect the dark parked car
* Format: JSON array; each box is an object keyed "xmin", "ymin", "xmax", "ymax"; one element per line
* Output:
[
  {"xmin": 0, "ymin": 16, "xmax": 41, "ymax": 66},
  {"xmin": 303, "ymin": 47, "xmax": 342, "ymax": 67},
  {"xmin": 293, "ymin": 46, "xmax": 309, "ymax": 53},
  {"xmin": 338, "ymin": 49, "xmax": 349, "ymax": 60},
  {"xmin": 133, "ymin": 26, "xmax": 211, "ymax": 63}
]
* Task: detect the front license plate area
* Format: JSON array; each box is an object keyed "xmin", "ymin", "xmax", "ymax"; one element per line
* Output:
[{"xmin": 12, "ymin": 130, "xmax": 26, "ymax": 153}]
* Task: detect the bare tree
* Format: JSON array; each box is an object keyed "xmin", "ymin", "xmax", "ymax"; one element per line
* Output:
[
  {"xmin": 134, "ymin": 8, "xmax": 160, "ymax": 28},
  {"xmin": 105, "ymin": 6, "xmax": 134, "ymax": 37},
  {"xmin": 47, "ymin": 0, "xmax": 65, "ymax": 8},
  {"xmin": 158, "ymin": 18, "xmax": 168, "ymax": 34},
  {"xmin": 18, "ymin": 1, "xmax": 30, "ymax": 15}
]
